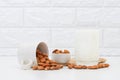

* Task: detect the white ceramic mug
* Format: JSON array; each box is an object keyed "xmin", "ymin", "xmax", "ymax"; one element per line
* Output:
[{"xmin": 17, "ymin": 42, "xmax": 48, "ymax": 70}]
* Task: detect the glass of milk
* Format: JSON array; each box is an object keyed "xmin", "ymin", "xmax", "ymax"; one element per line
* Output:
[{"xmin": 75, "ymin": 29, "xmax": 100, "ymax": 66}]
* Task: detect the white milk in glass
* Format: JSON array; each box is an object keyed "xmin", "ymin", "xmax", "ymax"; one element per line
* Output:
[{"xmin": 75, "ymin": 29, "xmax": 99, "ymax": 65}]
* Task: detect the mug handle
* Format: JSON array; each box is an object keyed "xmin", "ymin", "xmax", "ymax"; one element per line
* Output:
[{"xmin": 20, "ymin": 59, "xmax": 34, "ymax": 70}]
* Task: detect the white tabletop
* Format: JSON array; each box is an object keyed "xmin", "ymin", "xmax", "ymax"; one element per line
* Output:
[{"xmin": 0, "ymin": 56, "xmax": 120, "ymax": 80}]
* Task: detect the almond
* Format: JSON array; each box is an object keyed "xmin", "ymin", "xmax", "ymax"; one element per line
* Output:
[
  {"xmin": 40, "ymin": 58, "xmax": 46, "ymax": 63},
  {"xmin": 98, "ymin": 63, "xmax": 104, "ymax": 68},
  {"xmin": 32, "ymin": 66, "xmax": 38, "ymax": 70},
  {"xmin": 52, "ymin": 49, "xmax": 58, "ymax": 53},
  {"xmin": 68, "ymin": 65, "xmax": 73, "ymax": 69},
  {"xmin": 87, "ymin": 65, "xmax": 98, "ymax": 69},
  {"xmin": 64, "ymin": 49, "xmax": 70, "ymax": 53},
  {"xmin": 59, "ymin": 50, "xmax": 63, "ymax": 53},
  {"xmin": 104, "ymin": 64, "xmax": 110, "ymax": 67},
  {"xmin": 44, "ymin": 67, "xmax": 50, "ymax": 70},
  {"xmin": 38, "ymin": 66, "xmax": 44, "ymax": 70},
  {"xmin": 55, "ymin": 50, "xmax": 60, "ymax": 54},
  {"xmin": 74, "ymin": 65, "xmax": 82, "ymax": 69},
  {"xmin": 82, "ymin": 65, "xmax": 87, "ymax": 69},
  {"xmin": 45, "ymin": 60, "xmax": 50, "ymax": 64}
]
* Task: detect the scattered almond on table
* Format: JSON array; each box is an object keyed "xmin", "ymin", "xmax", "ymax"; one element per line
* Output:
[{"xmin": 66, "ymin": 63, "xmax": 110, "ymax": 70}]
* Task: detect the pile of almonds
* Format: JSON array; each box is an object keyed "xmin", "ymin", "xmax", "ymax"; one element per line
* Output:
[
  {"xmin": 52, "ymin": 49, "xmax": 70, "ymax": 54},
  {"xmin": 32, "ymin": 50, "xmax": 63, "ymax": 70},
  {"xmin": 32, "ymin": 49, "xmax": 110, "ymax": 70},
  {"xmin": 67, "ymin": 63, "xmax": 109, "ymax": 69}
]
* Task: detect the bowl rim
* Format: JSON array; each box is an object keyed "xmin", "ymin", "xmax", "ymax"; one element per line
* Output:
[{"xmin": 52, "ymin": 53, "xmax": 70, "ymax": 55}]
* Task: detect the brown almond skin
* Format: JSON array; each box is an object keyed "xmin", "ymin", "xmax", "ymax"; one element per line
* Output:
[
  {"xmin": 50, "ymin": 63, "xmax": 58, "ymax": 66},
  {"xmin": 50, "ymin": 66, "xmax": 60, "ymax": 70},
  {"xmin": 40, "ymin": 58, "xmax": 46, "ymax": 63},
  {"xmin": 104, "ymin": 64, "xmax": 110, "ymax": 67},
  {"xmin": 87, "ymin": 66, "xmax": 95, "ymax": 69},
  {"xmin": 54, "ymin": 67, "xmax": 60, "ymax": 70},
  {"xmin": 50, "ymin": 67, "xmax": 55, "ymax": 70},
  {"xmin": 44, "ymin": 67, "xmax": 50, "ymax": 70},
  {"xmin": 38, "ymin": 63, "xmax": 44, "ymax": 66},
  {"xmin": 50, "ymin": 66, "xmax": 59, "ymax": 70},
  {"xmin": 64, "ymin": 49, "xmax": 70, "ymax": 53},
  {"xmin": 32, "ymin": 66, "xmax": 38, "ymax": 70},
  {"xmin": 66, "ymin": 63, "xmax": 71, "ymax": 66},
  {"xmin": 40, "ymin": 55, "xmax": 44, "ymax": 58},
  {"xmin": 52, "ymin": 49, "xmax": 58, "ymax": 53},
  {"xmin": 82, "ymin": 65, "xmax": 87, "ymax": 69},
  {"xmin": 87, "ymin": 65, "xmax": 98, "ymax": 69},
  {"xmin": 87, "ymin": 66, "xmax": 92, "ymax": 69},
  {"xmin": 55, "ymin": 50, "xmax": 60, "ymax": 54},
  {"xmin": 78, "ymin": 65, "xmax": 83, "ymax": 69},
  {"xmin": 56, "ymin": 64, "xmax": 63, "ymax": 68},
  {"xmin": 45, "ymin": 60, "xmax": 50, "ymax": 64},
  {"xmin": 70, "ymin": 63, "xmax": 76, "ymax": 66},
  {"xmin": 93, "ymin": 65, "xmax": 98, "ymax": 69},
  {"xmin": 74, "ymin": 65, "xmax": 82, "ymax": 69},
  {"xmin": 56, "ymin": 66, "xmax": 61, "ymax": 69},
  {"xmin": 59, "ymin": 50, "xmax": 63, "ymax": 53},
  {"xmin": 102, "ymin": 64, "xmax": 106, "ymax": 68},
  {"xmin": 98, "ymin": 63, "xmax": 104, "ymax": 68},
  {"xmin": 102, "ymin": 64, "xmax": 110, "ymax": 68},
  {"xmin": 68, "ymin": 65, "xmax": 73, "ymax": 69},
  {"xmin": 60, "ymin": 65, "xmax": 63, "ymax": 68},
  {"xmin": 55, "ymin": 65, "xmax": 60, "ymax": 68},
  {"xmin": 38, "ymin": 66, "xmax": 44, "ymax": 70},
  {"xmin": 44, "ymin": 57, "xmax": 49, "ymax": 60}
]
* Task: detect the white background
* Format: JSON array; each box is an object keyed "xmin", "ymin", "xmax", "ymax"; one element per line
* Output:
[{"xmin": 0, "ymin": 0, "xmax": 120, "ymax": 56}]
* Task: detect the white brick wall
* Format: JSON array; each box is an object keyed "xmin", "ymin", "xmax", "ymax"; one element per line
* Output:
[
  {"xmin": 76, "ymin": 8, "xmax": 102, "ymax": 27},
  {"xmin": 0, "ymin": 8, "xmax": 23, "ymax": 27},
  {"xmin": 24, "ymin": 8, "xmax": 75, "ymax": 27},
  {"xmin": 50, "ymin": 0, "xmax": 103, "ymax": 7},
  {"xmin": 0, "ymin": 0, "xmax": 120, "ymax": 56},
  {"xmin": 104, "ymin": 0, "xmax": 120, "ymax": 7}
]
